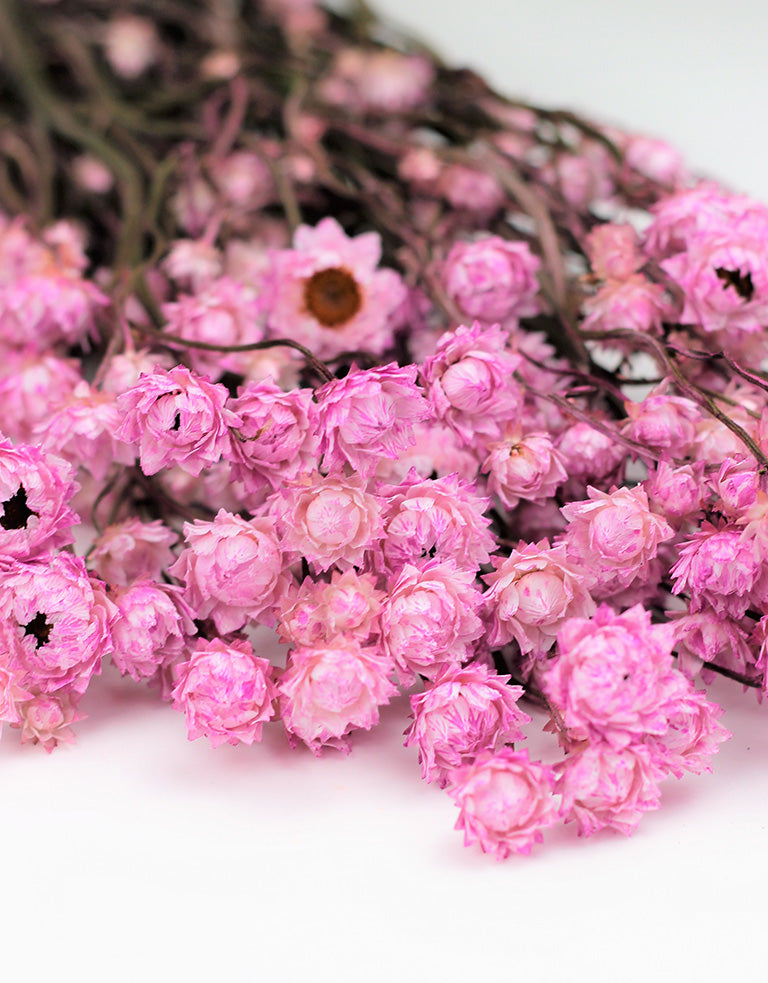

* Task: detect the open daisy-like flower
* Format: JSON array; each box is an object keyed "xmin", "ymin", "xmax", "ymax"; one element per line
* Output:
[{"xmin": 264, "ymin": 217, "xmax": 407, "ymax": 359}]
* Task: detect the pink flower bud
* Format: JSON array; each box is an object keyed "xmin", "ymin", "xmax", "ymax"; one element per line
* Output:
[
  {"xmin": 315, "ymin": 363, "xmax": 430, "ymax": 480},
  {"xmin": 0, "ymin": 439, "xmax": 79, "ymax": 559},
  {"xmin": 484, "ymin": 540, "xmax": 595, "ymax": 654},
  {"xmin": 647, "ymin": 689, "xmax": 730, "ymax": 778},
  {"xmin": 483, "ymin": 430, "xmax": 567, "ymax": 509},
  {"xmin": 645, "ymin": 461, "xmax": 706, "ymax": 526},
  {"xmin": 442, "ymin": 237, "xmax": 541, "ymax": 322},
  {"xmin": 227, "ymin": 379, "xmax": 318, "ymax": 494},
  {"xmin": 421, "ymin": 322, "xmax": 523, "ymax": 446},
  {"xmin": 561, "ymin": 485, "xmax": 674, "ymax": 598},
  {"xmin": 670, "ymin": 523, "xmax": 760, "ymax": 619},
  {"xmin": 381, "ymin": 561, "xmax": 484, "ymax": 682},
  {"xmin": 448, "ymin": 748, "xmax": 559, "ymax": 859},
  {"xmin": 545, "ymin": 604, "xmax": 688, "ymax": 749},
  {"xmin": 172, "ymin": 637, "xmax": 276, "ymax": 747},
  {"xmin": 713, "ymin": 457, "xmax": 759, "ymax": 517},
  {"xmin": 273, "ymin": 473, "xmax": 383, "ymax": 573},
  {"xmin": 116, "ymin": 365, "xmax": 241, "ymax": 476},
  {"xmin": 623, "ymin": 391, "xmax": 700, "ymax": 458},
  {"xmin": 585, "ymin": 223, "xmax": 644, "ymax": 280},
  {"xmin": 406, "ymin": 663, "xmax": 531, "ymax": 786},
  {"xmin": 111, "ymin": 581, "xmax": 196, "ymax": 682},
  {"xmin": 89, "ymin": 519, "xmax": 177, "ymax": 587},
  {"xmin": 555, "ymin": 743, "xmax": 664, "ymax": 837},
  {"xmin": 37, "ymin": 381, "xmax": 135, "ymax": 481},
  {"xmin": 278, "ymin": 639, "xmax": 396, "ymax": 754},
  {"xmin": 378, "ymin": 471, "xmax": 495, "ymax": 575},
  {"xmin": 169, "ymin": 510, "xmax": 288, "ymax": 634},
  {"xmin": 0, "ymin": 555, "xmax": 111, "ymax": 695},
  {"xmin": 16, "ymin": 692, "xmax": 82, "ymax": 752},
  {"xmin": 279, "ymin": 570, "xmax": 383, "ymax": 647}
]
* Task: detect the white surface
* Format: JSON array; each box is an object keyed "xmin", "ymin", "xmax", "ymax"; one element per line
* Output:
[{"xmin": 5, "ymin": 3, "xmax": 768, "ymax": 981}]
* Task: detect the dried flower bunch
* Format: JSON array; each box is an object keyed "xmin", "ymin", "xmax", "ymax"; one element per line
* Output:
[{"xmin": 2, "ymin": 0, "xmax": 764, "ymax": 859}]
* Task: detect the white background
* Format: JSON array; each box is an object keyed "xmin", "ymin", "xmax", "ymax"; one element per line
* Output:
[{"xmin": 5, "ymin": 3, "xmax": 768, "ymax": 981}]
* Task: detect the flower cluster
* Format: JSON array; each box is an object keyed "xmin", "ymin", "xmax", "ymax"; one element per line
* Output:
[{"xmin": 0, "ymin": 0, "xmax": 759, "ymax": 861}]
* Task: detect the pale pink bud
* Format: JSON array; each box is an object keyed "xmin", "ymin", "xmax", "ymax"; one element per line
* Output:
[
  {"xmin": 278, "ymin": 639, "xmax": 396, "ymax": 754},
  {"xmin": 172, "ymin": 636, "xmax": 276, "ymax": 747},
  {"xmin": 448, "ymin": 748, "xmax": 559, "ymax": 859},
  {"xmin": 406, "ymin": 663, "xmax": 530, "ymax": 786}
]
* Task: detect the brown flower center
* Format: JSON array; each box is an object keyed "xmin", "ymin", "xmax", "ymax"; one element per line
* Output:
[
  {"xmin": 0, "ymin": 486, "xmax": 37, "ymax": 530},
  {"xmin": 303, "ymin": 267, "xmax": 362, "ymax": 328},
  {"xmin": 715, "ymin": 266, "xmax": 754, "ymax": 301},
  {"xmin": 23, "ymin": 611, "xmax": 52, "ymax": 648}
]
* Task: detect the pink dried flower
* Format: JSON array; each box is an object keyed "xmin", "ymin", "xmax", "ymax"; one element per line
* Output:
[
  {"xmin": 691, "ymin": 410, "xmax": 758, "ymax": 466},
  {"xmin": 672, "ymin": 608, "xmax": 754, "ymax": 681},
  {"xmin": 405, "ymin": 663, "xmax": 530, "ymax": 786},
  {"xmin": 115, "ymin": 365, "xmax": 241, "ymax": 476},
  {"xmin": 375, "ymin": 419, "xmax": 480, "ymax": 484},
  {"xmin": 89, "ymin": 518, "xmax": 177, "ymax": 587},
  {"xmin": 0, "ymin": 439, "xmax": 79, "ymax": 559},
  {"xmin": 585, "ymin": 223, "xmax": 645, "ymax": 280},
  {"xmin": 555, "ymin": 742, "xmax": 664, "ymax": 837},
  {"xmin": 211, "ymin": 151, "xmax": 274, "ymax": 210},
  {"xmin": 278, "ymin": 638, "xmax": 396, "ymax": 754},
  {"xmin": 0, "ymin": 274, "xmax": 108, "ymax": 352},
  {"xmin": 624, "ymin": 389, "xmax": 701, "ymax": 460},
  {"xmin": 378, "ymin": 471, "xmax": 495, "ymax": 574},
  {"xmin": 544, "ymin": 145, "xmax": 614, "ymax": 209},
  {"xmin": 169, "ymin": 509, "xmax": 288, "ymax": 634},
  {"xmin": 315, "ymin": 363, "xmax": 430, "ymax": 479},
  {"xmin": 448, "ymin": 748, "xmax": 559, "ymax": 859},
  {"xmin": 161, "ymin": 277, "xmax": 263, "ymax": 379},
  {"xmin": 421, "ymin": 322, "xmax": 523, "ymax": 445},
  {"xmin": 643, "ymin": 182, "xmax": 765, "ymax": 259},
  {"xmin": 111, "ymin": 581, "xmax": 196, "ymax": 682},
  {"xmin": 484, "ymin": 539, "xmax": 595, "ymax": 654},
  {"xmin": 103, "ymin": 15, "xmax": 159, "ymax": 78},
  {"xmin": 648, "ymin": 689, "xmax": 730, "ymax": 778},
  {"xmin": 273, "ymin": 473, "xmax": 383, "ymax": 573},
  {"xmin": 442, "ymin": 237, "xmax": 541, "ymax": 323},
  {"xmin": 0, "ymin": 619, "xmax": 33, "ymax": 724},
  {"xmin": 645, "ymin": 461, "xmax": 706, "ymax": 527},
  {"xmin": 172, "ymin": 636, "xmax": 276, "ymax": 747},
  {"xmin": 437, "ymin": 165, "xmax": 505, "ymax": 216},
  {"xmin": 278, "ymin": 569, "xmax": 383, "ymax": 647},
  {"xmin": 555, "ymin": 421, "xmax": 625, "ymax": 495},
  {"xmin": 226, "ymin": 379, "xmax": 318, "ymax": 493},
  {"xmin": 670, "ymin": 523, "xmax": 760, "ymax": 619},
  {"xmin": 162, "ymin": 238, "xmax": 223, "ymax": 290},
  {"xmin": 0, "ymin": 554, "xmax": 111, "ymax": 695},
  {"xmin": 662, "ymin": 229, "xmax": 768, "ymax": 335},
  {"xmin": 264, "ymin": 216, "xmax": 407, "ymax": 359},
  {"xmin": 0, "ymin": 349, "xmax": 82, "ymax": 443},
  {"xmin": 483, "ymin": 429, "xmax": 567, "ymax": 509},
  {"xmin": 380, "ymin": 561, "xmax": 485, "ymax": 682},
  {"xmin": 100, "ymin": 348, "xmax": 175, "ymax": 396},
  {"xmin": 15, "ymin": 691, "xmax": 83, "ymax": 752},
  {"xmin": 624, "ymin": 134, "xmax": 688, "ymax": 186},
  {"xmin": 712, "ymin": 457, "xmax": 759, "ymax": 517},
  {"xmin": 581, "ymin": 274, "xmax": 672, "ymax": 336},
  {"xmin": 36, "ymin": 381, "xmax": 135, "ymax": 481},
  {"xmin": 320, "ymin": 48, "xmax": 434, "ymax": 114},
  {"xmin": 561, "ymin": 485, "xmax": 674, "ymax": 598},
  {"xmin": 544, "ymin": 604, "xmax": 688, "ymax": 749}
]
